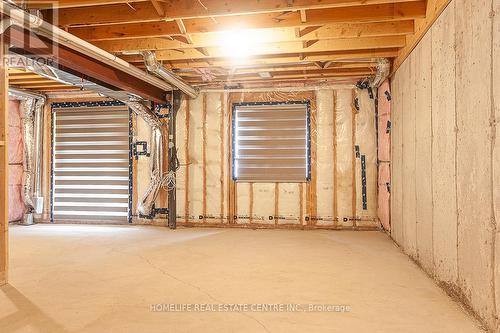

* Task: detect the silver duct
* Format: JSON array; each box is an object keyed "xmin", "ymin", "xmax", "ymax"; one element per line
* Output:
[
  {"xmin": 143, "ymin": 51, "xmax": 199, "ymax": 99},
  {"xmin": 127, "ymin": 101, "xmax": 164, "ymax": 217},
  {"xmin": 370, "ymin": 58, "xmax": 390, "ymax": 88},
  {"xmin": 19, "ymin": 96, "xmax": 45, "ymax": 224},
  {"xmin": 10, "ymin": 54, "xmax": 167, "ymax": 218},
  {"xmin": 9, "ymin": 55, "xmax": 139, "ymax": 102}
]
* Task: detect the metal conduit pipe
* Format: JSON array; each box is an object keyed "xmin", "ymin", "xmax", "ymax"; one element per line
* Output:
[
  {"xmin": 9, "ymin": 87, "xmax": 45, "ymax": 100},
  {"xmin": 370, "ymin": 58, "xmax": 390, "ymax": 88},
  {"xmin": 17, "ymin": 95, "xmax": 45, "ymax": 224},
  {"xmin": 9, "ymin": 89, "xmax": 46, "ymax": 222},
  {"xmin": 0, "ymin": 2, "xmax": 173, "ymax": 92},
  {"xmin": 127, "ymin": 101, "xmax": 164, "ymax": 217},
  {"xmin": 143, "ymin": 51, "xmax": 199, "ymax": 99}
]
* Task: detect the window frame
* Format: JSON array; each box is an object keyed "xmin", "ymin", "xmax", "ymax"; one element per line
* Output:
[{"xmin": 231, "ymin": 100, "xmax": 312, "ymax": 183}]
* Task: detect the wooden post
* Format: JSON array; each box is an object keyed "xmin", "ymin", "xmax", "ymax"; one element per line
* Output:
[
  {"xmin": 0, "ymin": 42, "xmax": 9, "ymax": 285},
  {"xmin": 351, "ymin": 90, "xmax": 357, "ymax": 227},
  {"xmin": 201, "ymin": 93, "xmax": 206, "ymax": 223},
  {"xmin": 168, "ymin": 91, "xmax": 182, "ymax": 229}
]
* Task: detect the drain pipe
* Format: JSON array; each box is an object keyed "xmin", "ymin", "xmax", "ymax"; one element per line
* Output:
[{"xmin": 143, "ymin": 51, "xmax": 199, "ymax": 99}]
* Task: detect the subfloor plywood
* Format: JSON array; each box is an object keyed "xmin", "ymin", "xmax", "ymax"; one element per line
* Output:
[{"xmin": 0, "ymin": 225, "xmax": 485, "ymax": 333}]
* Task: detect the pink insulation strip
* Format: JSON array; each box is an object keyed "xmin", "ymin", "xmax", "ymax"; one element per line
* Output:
[
  {"xmin": 377, "ymin": 80, "xmax": 391, "ymax": 230},
  {"xmin": 378, "ymin": 80, "xmax": 391, "ymax": 162},
  {"xmin": 378, "ymin": 163, "xmax": 390, "ymax": 230},
  {"xmin": 8, "ymin": 99, "xmax": 25, "ymax": 222},
  {"xmin": 8, "ymin": 165, "xmax": 24, "ymax": 222}
]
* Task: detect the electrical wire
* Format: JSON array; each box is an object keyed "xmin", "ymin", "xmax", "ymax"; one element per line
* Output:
[
  {"xmin": 161, "ymin": 92, "xmax": 181, "ymax": 192},
  {"xmin": 161, "ymin": 146, "xmax": 180, "ymax": 191}
]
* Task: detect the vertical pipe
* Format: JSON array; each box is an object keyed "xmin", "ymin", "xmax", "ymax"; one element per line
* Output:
[
  {"xmin": 168, "ymin": 91, "xmax": 182, "ymax": 229},
  {"xmin": 33, "ymin": 100, "xmax": 44, "ymax": 213}
]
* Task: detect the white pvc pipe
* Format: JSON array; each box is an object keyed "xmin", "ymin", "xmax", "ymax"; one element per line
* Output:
[{"xmin": 143, "ymin": 51, "xmax": 199, "ymax": 98}]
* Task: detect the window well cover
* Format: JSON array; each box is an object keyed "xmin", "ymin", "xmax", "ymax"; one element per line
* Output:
[{"xmin": 232, "ymin": 102, "xmax": 310, "ymax": 182}]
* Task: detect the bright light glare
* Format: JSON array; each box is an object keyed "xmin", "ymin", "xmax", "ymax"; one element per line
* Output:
[{"xmin": 220, "ymin": 29, "xmax": 259, "ymax": 59}]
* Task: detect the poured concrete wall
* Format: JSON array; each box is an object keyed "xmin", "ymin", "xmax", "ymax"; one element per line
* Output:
[{"xmin": 391, "ymin": 0, "xmax": 499, "ymax": 329}]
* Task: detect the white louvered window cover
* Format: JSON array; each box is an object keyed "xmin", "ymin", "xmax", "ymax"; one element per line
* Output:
[
  {"xmin": 232, "ymin": 102, "xmax": 311, "ymax": 182},
  {"xmin": 51, "ymin": 103, "xmax": 131, "ymax": 223}
]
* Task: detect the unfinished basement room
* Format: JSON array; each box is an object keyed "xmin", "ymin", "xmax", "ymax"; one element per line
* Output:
[{"xmin": 0, "ymin": 0, "xmax": 498, "ymax": 332}]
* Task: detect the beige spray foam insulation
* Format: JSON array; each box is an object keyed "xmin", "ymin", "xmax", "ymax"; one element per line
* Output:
[{"xmin": 355, "ymin": 88, "xmax": 378, "ymax": 226}]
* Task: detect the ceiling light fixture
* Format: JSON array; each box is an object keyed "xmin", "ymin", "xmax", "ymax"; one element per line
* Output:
[{"xmin": 220, "ymin": 29, "xmax": 259, "ymax": 60}]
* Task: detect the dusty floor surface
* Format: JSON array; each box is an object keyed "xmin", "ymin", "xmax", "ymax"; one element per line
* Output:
[{"xmin": 0, "ymin": 224, "xmax": 485, "ymax": 333}]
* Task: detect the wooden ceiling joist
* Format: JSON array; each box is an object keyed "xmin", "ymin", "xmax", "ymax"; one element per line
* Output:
[
  {"xmin": 22, "ymin": 0, "xmax": 431, "ymax": 88},
  {"xmin": 68, "ymin": 2, "xmax": 425, "ymax": 40},
  {"xmin": 51, "ymin": 0, "xmax": 422, "ymax": 26},
  {"xmin": 91, "ymin": 20, "xmax": 414, "ymax": 52},
  {"xmin": 121, "ymin": 36, "xmax": 405, "ymax": 62},
  {"xmin": 7, "ymin": 68, "xmax": 75, "ymax": 92},
  {"xmin": 150, "ymin": 0, "xmax": 165, "ymax": 16},
  {"xmin": 133, "ymin": 48, "xmax": 400, "ymax": 68}
]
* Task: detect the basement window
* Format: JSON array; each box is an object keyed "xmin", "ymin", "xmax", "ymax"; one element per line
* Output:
[{"xmin": 232, "ymin": 101, "xmax": 311, "ymax": 182}]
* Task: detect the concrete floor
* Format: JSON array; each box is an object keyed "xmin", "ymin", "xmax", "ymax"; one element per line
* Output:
[{"xmin": 0, "ymin": 225, "xmax": 484, "ymax": 333}]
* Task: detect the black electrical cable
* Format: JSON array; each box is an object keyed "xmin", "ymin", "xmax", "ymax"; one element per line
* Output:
[{"xmin": 169, "ymin": 146, "xmax": 180, "ymax": 172}]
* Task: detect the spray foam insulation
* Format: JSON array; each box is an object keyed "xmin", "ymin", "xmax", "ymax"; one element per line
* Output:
[{"xmin": 134, "ymin": 88, "xmax": 378, "ymax": 228}]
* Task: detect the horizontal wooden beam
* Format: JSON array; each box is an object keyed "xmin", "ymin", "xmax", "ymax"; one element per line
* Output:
[
  {"xmin": 69, "ymin": 2, "xmax": 425, "ymax": 40},
  {"xmin": 133, "ymin": 48, "xmax": 399, "ymax": 68},
  {"xmin": 7, "ymin": 74, "xmax": 46, "ymax": 79},
  {"xmin": 53, "ymin": 0, "xmax": 423, "ymax": 26},
  {"xmin": 120, "ymin": 36, "xmax": 405, "ymax": 62},
  {"xmin": 91, "ymin": 20, "xmax": 414, "ymax": 51},
  {"xmin": 5, "ymin": 26, "xmax": 167, "ymax": 103},
  {"xmin": 25, "ymin": 0, "xmax": 145, "ymax": 9},
  {"xmin": 9, "ymin": 79, "xmax": 59, "ymax": 84},
  {"xmin": 30, "ymin": 86, "xmax": 82, "ymax": 91},
  {"xmin": 11, "ymin": 84, "xmax": 72, "ymax": 89}
]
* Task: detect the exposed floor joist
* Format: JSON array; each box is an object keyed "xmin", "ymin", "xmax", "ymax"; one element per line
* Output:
[
  {"xmin": 67, "ymin": 2, "xmax": 425, "ymax": 39},
  {"xmin": 49, "ymin": 0, "xmax": 423, "ymax": 25},
  {"xmin": 17, "ymin": 0, "xmax": 432, "ymax": 87}
]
